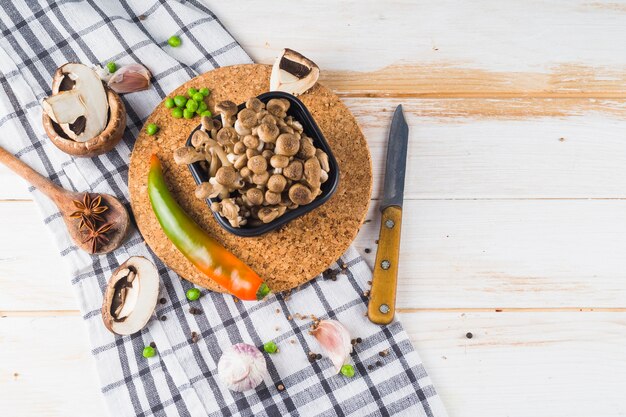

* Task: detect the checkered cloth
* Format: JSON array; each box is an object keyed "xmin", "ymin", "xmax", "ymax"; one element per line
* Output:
[{"xmin": 0, "ymin": 1, "xmax": 448, "ymax": 416}]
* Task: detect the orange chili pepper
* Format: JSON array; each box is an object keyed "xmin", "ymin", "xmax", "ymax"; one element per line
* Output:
[{"xmin": 148, "ymin": 154, "xmax": 270, "ymax": 301}]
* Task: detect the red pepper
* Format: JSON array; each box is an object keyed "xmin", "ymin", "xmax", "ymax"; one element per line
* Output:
[{"xmin": 147, "ymin": 154, "xmax": 270, "ymax": 301}]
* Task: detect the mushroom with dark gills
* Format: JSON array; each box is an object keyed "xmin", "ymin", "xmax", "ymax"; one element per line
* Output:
[
  {"xmin": 270, "ymin": 48, "xmax": 320, "ymax": 96},
  {"xmin": 41, "ymin": 63, "xmax": 126, "ymax": 157},
  {"xmin": 101, "ymin": 256, "xmax": 160, "ymax": 335}
]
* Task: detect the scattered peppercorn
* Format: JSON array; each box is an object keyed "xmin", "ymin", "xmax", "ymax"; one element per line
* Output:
[
  {"xmin": 356, "ymin": 337, "xmax": 362, "ymax": 343},
  {"xmin": 351, "ymin": 339, "xmax": 357, "ymax": 345},
  {"xmin": 150, "ymin": 342, "xmax": 156, "ymax": 348},
  {"xmin": 367, "ymin": 365, "xmax": 374, "ymax": 370},
  {"xmin": 364, "ymin": 248, "xmax": 371, "ymax": 253},
  {"xmin": 379, "ymin": 350, "xmax": 389, "ymax": 357},
  {"xmin": 168, "ymin": 35, "xmax": 181, "ymax": 47},
  {"xmin": 159, "ymin": 297, "xmax": 167, "ymax": 304},
  {"xmin": 189, "ymin": 307, "xmax": 202, "ymax": 315},
  {"xmin": 340, "ymin": 364, "xmax": 355, "ymax": 378},
  {"xmin": 466, "ymin": 332, "xmax": 473, "ymax": 339},
  {"xmin": 275, "ymin": 308, "xmax": 280, "ymax": 314},
  {"xmin": 142, "ymin": 346, "xmax": 156, "ymax": 358},
  {"xmin": 287, "ymin": 315, "xmax": 293, "ymax": 321},
  {"xmin": 160, "ymin": 315, "xmax": 167, "ymax": 321},
  {"xmin": 190, "ymin": 331, "xmax": 199, "ymax": 343},
  {"xmin": 376, "ymin": 360, "xmax": 382, "ymax": 367},
  {"xmin": 277, "ymin": 384, "xmax": 285, "ymax": 391}
]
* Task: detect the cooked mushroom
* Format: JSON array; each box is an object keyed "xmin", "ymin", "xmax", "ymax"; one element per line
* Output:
[
  {"xmin": 215, "ymin": 166, "xmax": 243, "ymax": 189},
  {"xmin": 174, "ymin": 146, "xmax": 206, "ymax": 164},
  {"xmin": 246, "ymin": 97, "xmax": 264, "ymax": 112},
  {"xmin": 275, "ymin": 133, "xmax": 300, "ymax": 156},
  {"xmin": 288, "ymin": 183, "xmax": 314, "ymax": 205},
  {"xmin": 215, "ymin": 101, "xmax": 238, "ymax": 128},
  {"xmin": 257, "ymin": 123, "xmax": 280, "ymax": 143},
  {"xmin": 283, "ymin": 159, "xmax": 303, "ymax": 181},
  {"xmin": 270, "ymin": 48, "xmax": 320, "ymax": 96},
  {"xmin": 101, "ymin": 256, "xmax": 160, "ymax": 336},
  {"xmin": 270, "ymin": 154, "xmax": 290, "ymax": 169},
  {"xmin": 247, "ymin": 155, "xmax": 267, "ymax": 174},
  {"xmin": 246, "ymin": 187, "xmax": 264, "ymax": 206},
  {"xmin": 303, "ymin": 157, "xmax": 322, "ymax": 190},
  {"xmin": 265, "ymin": 190, "xmax": 281, "ymax": 205},
  {"xmin": 297, "ymin": 136, "xmax": 316, "ymax": 159},
  {"xmin": 258, "ymin": 206, "xmax": 287, "ymax": 223},
  {"xmin": 266, "ymin": 174, "xmax": 287, "ymax": 193},
  {"xmin": 267, "ymin": 98, "xmax": 289, "ymax": 118}
]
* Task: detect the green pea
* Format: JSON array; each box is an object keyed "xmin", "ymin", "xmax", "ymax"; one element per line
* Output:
[
  {"xmin": 143, "ymin": 346, "xmax": 156, "ymax": 358},
  {"xmin": 186, "ymin": 99, "xmax": 198, "ymax": 112},
  {"xmin": 164, "ymin": 98, "xmax": 175, "ymax": 109},
  {"xmin": 200, "ymin": 87, "xmax": 210, "ymax": 96},
  {"xmin": 192, "ymin": 92, "xmax": 204, "ymax": 102},
  {"xmin": 187, "ymin": 87, "xmax": 198, "ymax": 97},
  {"xmin": 145, "ymin": 123, "xmax": 159, "ymax": 136},
  {"xmin": 340, "ymin": 364, "xmax": 355, "ymax": 378},
  {"xmin": 186, "ymin": 288, "xmax": 201, "ymax": 301},
  {"xmin": 106, "ymin": 62, "xmax": 117, "ymax": 73},
  {"xmin": 174, "ymin": 95, "xmax": 187, "ymax": 108},
  {"xmin": 168, "ymin": 35, "xmax": 181, "ymax": 47},
  {"xmin": 263, "ymin": 341, "xmax": 278, "ymax": 354},
  {"xmin": 183, "ymin": 109, "xmax": 195, "ymax": 119},
  {"xmin": 196, "ymin": 101, "xmax": 208, "ymax": 113},
  {"xmin": 200, "ymin": 110, "xmax": 212, "ymax": 117},
  {"xmin": 171, "ymin": 107, "xmax": 184, "ymax": 119}
]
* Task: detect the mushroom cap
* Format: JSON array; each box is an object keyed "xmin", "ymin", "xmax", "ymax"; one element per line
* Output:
[
  {"xmin": 216, "ymin": 127, "xmax": 238, "ymax": 146},
  {"xmin": 246, "ymin": 187, "xmax": 264, "ymax": 205},
  {"xmin": 233, "ymin": 141, "xmax": 246, "ymax": 155},
  {"xmin": 246, "ymin": 97, "xmax": 265, "ymax": 112},
  {"xmin": 215, "ymin": 165, "xmax": 239, "ymax": 187},
  {"xmin": 215, "ymin": 100, "xmax": 238, "ymax": 116},
  {"xmin": 275, "ymin": 133, "xmax": 300, "ymax": 156},
  {"xmin": 234, "ymin": 154, "xmax": 248, "ymax": 170},
  {"xmin": 201, "ymin": 115, "xmax": 217, "ymax": 131},
  {"xmin": 243, "ymin": 134, "xmax": 260, "ymax": 149},
  {"xmin": 297, "ymin": 137, "xmax": 316, "ymax": 159},
  {"xmin": 316, "ymin": 149, "xmax": 330, "ymax": 172},
  {"xmin": 283, "ymin": 159, "xmax": 304, "ymax": 181},
  {"xmin": 101, "ymin": 256, "xmax": 160, "ymax": 336},
  {"xmin": 267, "ymin": 98, "xmax": 290, "ymax": 116},
  {"xmin": 267, "ymin": 174, "xmax": 287, "ymax": 193},
  {"xmin": 288, "ymin": 183, "xmax": 314, "ymax": 205},
  {"xmin": 257, "ymin": 123, "xmax": 280, "ymax": 143},
  {"xmin": 173, "ymin": 146, "xmax": 206, "ymax": 165},
  {"xmin": 252, "ymin": 171, "xmax": 270, "ymax": 186},
  {"xmin": 247, "ymin": 155, "xmax": 268, "ymax": 174},
  {"xmin": 270, "ymin": 154, "xmax": 290, "ymax": 169},
  {"xmin": 43, "ymin": 87, "xmax": 126, "ymax": 157},
  {"xmin": 237, "ymin": 108, "xmax": 258, "ymax": 129},
  {"xmin": 304, "ymin": 157, "xmax": 322, "ymax": 190},
  {"xmin": 258, "ymin": 206, "xmax": 287, "ymax": 223},
  {"xmin": 265, "ymin": 190, "xmax": 281, "ymax": 205}
]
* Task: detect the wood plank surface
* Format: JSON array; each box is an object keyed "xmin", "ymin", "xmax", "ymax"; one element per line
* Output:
[{"xmin": 2, "ymin": 312, "xmax": 624, "ymax": 417}]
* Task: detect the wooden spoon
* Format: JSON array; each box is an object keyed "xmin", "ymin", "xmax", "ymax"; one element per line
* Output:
[{"xmin": 0, "ymin": 145, "xmax": 130, "ymax": 254}]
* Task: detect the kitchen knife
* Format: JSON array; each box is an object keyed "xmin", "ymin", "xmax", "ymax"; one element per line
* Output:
[{"xmin": 368, "ymin": 105, "xmax": 409, "ymax": 325}]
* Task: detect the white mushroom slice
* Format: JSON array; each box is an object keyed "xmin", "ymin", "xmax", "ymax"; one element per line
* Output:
[
  {"xmin": 41, "ymin": 90, "xmax": 85, "ymax": 124},
  {"xmin": 46, "ymin": 63, "xmax": 109, "ymax": 142},
  {"xmin": 101, "ymin": 256, "xmax": 160, "ymax": 336},
  {"xmin": 270, "ymin": 48, "xmax": 320, "ymax": 96}
]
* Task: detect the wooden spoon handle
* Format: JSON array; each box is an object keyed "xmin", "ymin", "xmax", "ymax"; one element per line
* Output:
[{"xmin": 0, "ymin": 145, "xmax": 67, "ymax": 203}]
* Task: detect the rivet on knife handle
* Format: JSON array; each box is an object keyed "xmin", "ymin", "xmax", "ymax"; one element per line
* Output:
[{"xmin": 368, "ymin": 206, "xmax": 402, "ymax": 325}]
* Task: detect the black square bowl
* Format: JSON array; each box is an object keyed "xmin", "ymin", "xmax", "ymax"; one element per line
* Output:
[{"xmin": 186, "ymin": 91, "xmax": 340, "ymax": 237}]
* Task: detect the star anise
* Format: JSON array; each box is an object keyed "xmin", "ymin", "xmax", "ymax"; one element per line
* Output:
[
  {"xmin": 70, "ymin": 193, "xmax": 109, "ymax": 230},
  {"xmin": 81, "ymin": 218, "xmax": 113, "ymax": 254}
]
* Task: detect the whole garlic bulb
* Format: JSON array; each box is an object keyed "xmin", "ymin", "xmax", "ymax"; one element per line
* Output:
[{"xmin": 218, "ymin": 343, "xmax": 268, "ymax": 392}]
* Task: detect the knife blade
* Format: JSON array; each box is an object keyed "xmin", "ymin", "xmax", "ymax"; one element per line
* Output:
[{"xmin": 368, "ymin": 105, "xmax": 409, "ymax": 325}]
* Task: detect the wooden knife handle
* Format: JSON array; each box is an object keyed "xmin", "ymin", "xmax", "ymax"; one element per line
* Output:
[{"xmin": 368, "ymin": 205, "xmax": 402, "ymax": 325}]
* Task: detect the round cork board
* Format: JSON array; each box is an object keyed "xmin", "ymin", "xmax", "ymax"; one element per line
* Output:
[{"xmin": 129, "ymin": 64, "xmax": 372, "ymax": 293}]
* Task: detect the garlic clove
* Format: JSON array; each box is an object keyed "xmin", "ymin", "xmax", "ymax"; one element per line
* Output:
[
  {"xmin": 107, "ymin": 63, "xmax": 151, "ymax": 94},
  {"xmin": 311, "ymin": 319, "xmax": 353, "ymax": 373},
  {"xmin": 218, "ymin": 343, "xmax": 268, "ymax": 392}
]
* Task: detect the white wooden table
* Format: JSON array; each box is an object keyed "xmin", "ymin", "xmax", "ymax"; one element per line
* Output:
[{"xmin": 2, "ymin": 1, "xmax": 626, "ymax": 416}]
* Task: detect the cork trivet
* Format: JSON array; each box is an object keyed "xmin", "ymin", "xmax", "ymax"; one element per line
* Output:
[{"xmin": 128, "ymin": 64, "xmax": 372, "ymax": 293}]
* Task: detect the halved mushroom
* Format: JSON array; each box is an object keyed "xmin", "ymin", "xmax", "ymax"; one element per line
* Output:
[
  {"xmin": 270, "ymin": 48, "xmax": 320, "ymax": 96},
  {"xmin": 101, "ymin": 256, "xmax": 160, "ymax": 336},
  {"xmin": 42, "ymin": 63, "xmax": 125, "ymax": 157}
]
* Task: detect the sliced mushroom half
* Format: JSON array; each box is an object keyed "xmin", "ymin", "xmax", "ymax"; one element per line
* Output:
[
  {"xmin": 101, "ymin": 256, "xmax": 160, "ymax": 335},
  {"xmin": 270, "ymin": 48, "xmax": 320, "ymax": 96},
  {"xmin": 43, "ymin": 63, "xmax": 109, "ymax": 142}
]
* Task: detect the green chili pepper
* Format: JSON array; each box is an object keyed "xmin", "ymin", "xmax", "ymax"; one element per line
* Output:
[{"xmin": 148, "ymin": 155, "xmax": 270, "ymax": 301}]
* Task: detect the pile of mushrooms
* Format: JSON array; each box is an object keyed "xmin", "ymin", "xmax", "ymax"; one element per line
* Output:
[
  {"xmin": 42, "ymin": 63, "xmax": 127, "ymax": 157},
  {"xmin": 174, "ymin": 97, "xmax": 331, "ymax": 227}
]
